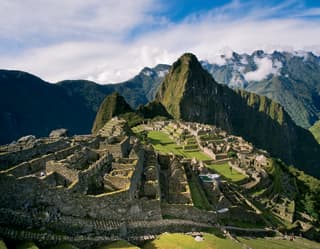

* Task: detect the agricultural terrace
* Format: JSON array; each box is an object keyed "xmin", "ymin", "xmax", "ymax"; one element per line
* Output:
[
  {"xmin": 206, "ymin": 163, "xmax": 247, "ymax": 183},
  {"xmin": 146, "ymin": 130, "xmax": 211, "ymax": 161}
]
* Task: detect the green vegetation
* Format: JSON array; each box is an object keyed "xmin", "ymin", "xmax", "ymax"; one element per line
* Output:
[
  {"xmin": 188, "ymin": 174, "xmax": 212, "ymax": 210},
  {"xmin": 97, "ymin": 240, "xmax": 139, "ymax": 249},
  {"xmin": 92, "ymin": 92, "xmax": 133, "ymax": 134},
  {"xmin": 137, "ymin": 101, "xmax": 172, "ymax": 120},
  {"xmin": 288, "ymin": 165, "xmax": 320, "ymax": 220},
  {"xmin": 155, "ymin": 54, "xmax": 195, "ymax": 118},
  {"xmin": 206, "ymin": 163, "xmax": 247, "ymax": 183},
  {"xmin": 143, "ymin": 233, "xmax": 243, "ymax": 249},
  {"xmin": 119, "ymin": 112, "xmax": 144, "ymax": 128},
  {"xmin": 0, "ymin": 240, "xmax": 7, "ymax": 249},
  {"xmin": 238, "ymin": 237, "xmax": 320, "ymax": 249},
  {"xmin": 16, "ymin": 241, "xmax": 39, "ymax": 249},
  {"xmin": 49, "ymin": 244, "xmax": 79, "ymax": 249},
  {"xmin": 265, "ymin": 159, "xmax": 284, "ymax": 194},
  {"xmin": 310, "ymin": 120, "xmax": 320, "ymax": 143},
  {"xmin": 147, "ymin": 131, "xmax": 211, "ymax": 161}
]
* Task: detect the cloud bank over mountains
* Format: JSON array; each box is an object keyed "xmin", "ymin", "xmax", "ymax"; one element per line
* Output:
[
  {"xmin": 244, "ymin": 57, "xmax": 283, "ymax": 82},
  {"xmin": 0, "ymin": 0, "xmax": 320, "ymax": 83}
]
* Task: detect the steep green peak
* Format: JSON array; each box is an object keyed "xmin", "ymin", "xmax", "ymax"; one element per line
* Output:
[
  {"xmin": 170, "ymin": 52, "xmax": 203, "ymax": 74},
  {"xmin": 156, "ymin": 52, "xmax": 215, "ymax": 118},
  {"xmin": 176, "ymin": 52, "xmax": 199, "ymax": 64},
  {"xmin": 91, "ymin": 92, "xmax": 132, "ymax": 134}
]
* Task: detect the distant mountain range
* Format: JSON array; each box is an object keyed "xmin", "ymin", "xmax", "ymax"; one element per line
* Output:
[
  {"xmin": 202, "ymin": 50, "xmax": 320, "ymax": 129},
  {"xmin": 1, "ymin": 50, "xmax": 320, "ymax": 144},
  {"xmin": 0, "ymin": 65, "xmax": 168, "ymax": 144}
]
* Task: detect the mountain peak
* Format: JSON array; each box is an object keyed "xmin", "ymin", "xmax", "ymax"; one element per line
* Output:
[
  {"xmin": 156, "ymin": 52, "xmax": 215, "ymax": 118},
  {"xmin": 178, "ymin": 52, "xmax": 198, "ymax": 62},
  {"xmin": 172, "ymin": 53, "xmax": 202, "ymax": 71},
  {"xmin": 156, "ymin": 53, "xmax": 320, "ymax": 177},
  {"xmin": 92, "ymin": 92, "xmax": 132, "ymax": 134}
]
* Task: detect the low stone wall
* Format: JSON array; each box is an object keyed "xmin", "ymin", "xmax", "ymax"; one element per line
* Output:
[
  {"xmin": 1, "ymin": 144, "xmax": 81, "ymax": 177},
  {"xmin": 100, "ymin": 145, "xmax": 122, "ymax": 158},
  {"xmin": 42, "ymin": 172, "xmax": 70, "ymax": 187},
  {"xmin": 0, "ymin": 139, "xmax": 70, "ymax": 170},
  {"xmin": 127, "ymin": 219, "xmax": 212, "ymax": 236},
  {"xmin": 54, "ymin": 144, "xmax": 81, "ymax": 161},
  {"xmin": 69, "ymin": 153, "xmax": 112, "ymax": 193},
  {"xmin": 128, "ymin": 146, "xmax": 144, "ymax": 200},
  {"xmin": 98, "ymin": 136, "xmax": 130, "ymax": 158},
  {"xmin": 120, "ymin": 136, "xmax": 131, "ymax": 157},
  {"xmin": 104, "ymin": 176, "xmax": 130, "ymax": 190},
  {"xmin": 0, "ymin": 172, "xmax": 162, "ymax": 221},
  {"xmin": 203, "ymin": 147, "xmax": 216, "ymax": 160},
  {"xmin": 46, "ymin": 161, "xmax": 79, "ymax": 183},
  {"xmin": 161, "ymin": 203, "xmax": 217, "ymax": 224}
]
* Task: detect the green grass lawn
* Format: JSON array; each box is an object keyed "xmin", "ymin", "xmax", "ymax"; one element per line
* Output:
[
  {"xmin": 143, "ymin": 233, "xmax": 320, "ymax": 249},
  {"xmin": 206, "ymin": 163, "xmax": 247, "ymax": 183},
  {"xmin": 97, "ymin": 240, "xmax": 139, "ymax": 249},
  {"xmin": 143, "ymin": 233, "xmax": 243, "ymax": 249},
  {"xmin": 0, "ymin": 240, "xmax": 7, "ymax": 249},
  {"xmin": 16, "ymin": 241, "xmax": 39, "ymax": 249},
  {"xmin": 310, "ymin": 120, "xmax": 320, "ymax": 143},
  {"xmin": 131, "ymin": 125, "xmax": 146, "ymax": 133},
  {"xmin": 147, "ymin": 131, "xmax": 211, "ymax": 161},
  {"xmin": 49, "ymin": 244, "xmax": 79, "ymax": 249},
  {"xmin": 188, "ymin": 174, "xmax": 212, "ymax": 210},
  {"xmin": 238, "ymin": 237, "xmax": 320, "ymax": 249}
]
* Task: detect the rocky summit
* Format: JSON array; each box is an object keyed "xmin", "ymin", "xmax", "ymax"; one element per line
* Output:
[{"xmin": 156, "ymin": 53, "xmax": 320, "ymax": 178}]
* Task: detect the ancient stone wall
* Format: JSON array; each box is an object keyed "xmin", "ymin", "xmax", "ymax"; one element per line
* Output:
[
  {"xmin": 0, "ymin": 139, "xmax": 70, "ymax": 170},
  {"xmin": 203, "ymin": 147, "xmax": 216, "ymax": 160},
  {"xmin": 127, "ymin": 219, "xmax": 211, "ymax": 236},
  {"xmin": 2, "ymin": 145, "xmax": 82, "ymax": 178},
  {"xmin": 0, "ymin": 173, "xmax": 162, "ymax": 221},
  {"xmin": 128, "ymin": 145, "xmax": 144, "ymax": 200},
  {"xmin": 69, "ymin": 153, "xmax": 112, "ymax": 193},
  {"xmin": 141, "ymin": 147, "xmax": 161, "ymax": 200},
  {"xmin": 167, "ymin": 160, "xmax": 192, "ymax": 205},
  {"xmin": 42, "ymin": 172, "xmax": 70, "ymax": 187},
  {"xmin": 54, "ymin": 145, "xmax": 82, "ymax": 161},
  {"xmin": 100, "ymin": 144, "xmax": 122, "ymax": 158},
  {"xmin": 46, "ymin": 161, "xmax": 79, "ymax": 183},
  {"xmin": 161, "ymin": 203, "xmax": 217, "ymax": 224},
  {"xmin": 120, "ymin": 136, "xmax": 131, "ymax": 157}
]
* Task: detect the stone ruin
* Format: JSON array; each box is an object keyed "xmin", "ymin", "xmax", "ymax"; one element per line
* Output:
[
  {"xmin": 0, "ymin": 118, "xmax": 218, "ymax": 248},
  {"xmin": 2, "ymin": 117, "xmax": 299, "ymax": 248}
]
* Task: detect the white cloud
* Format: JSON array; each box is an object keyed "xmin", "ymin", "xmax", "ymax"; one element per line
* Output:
[
  {"xmin": 0, "ymin": 0, "xmax": 161, "ymax": 43},
  {"xmin": 0, "ymin": 0, "xmax": 320, "ymax": 83},
  {"xmin": 244, "ymin": 57, "xmax": 282, "ymax": 82}
]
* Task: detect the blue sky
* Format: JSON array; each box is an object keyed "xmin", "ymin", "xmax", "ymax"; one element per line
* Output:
[{"xmin": 1, "ymin": 0, "xmax": 320, "ymax": 83}]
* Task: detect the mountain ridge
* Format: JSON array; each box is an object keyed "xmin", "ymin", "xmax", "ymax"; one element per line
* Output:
[
  {"xmin": 201, "ymin": 50, "xmax": 320, "ymax": 128},
  {"xmin": 0, "ymin": 65, "xmax": 169, "ymax": 144},
  {"xmin": 156, "ymin": 53, "xmax": 320, "ymax": 177}
]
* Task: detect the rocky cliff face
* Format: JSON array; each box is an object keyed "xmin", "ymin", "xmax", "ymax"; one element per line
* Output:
[
  {"xmin": 92, "ymin": 92, "xmax": 132, "ymax": 134},
  {"xmin": 156, "ymin": 53, "xmax": 320, "ymax": 177}
]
